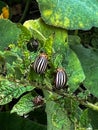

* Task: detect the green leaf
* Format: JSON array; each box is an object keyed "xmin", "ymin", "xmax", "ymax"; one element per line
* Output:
[
  {"xmin": 11, "ymin": 93, "xmax": 35, "ymax": 116},
  {"xmin": 2, "ymin": 51, "xmax": 19, "ymax": 64},
  {"xmin": 88, "ymin": 109, "xmax": 98, "ymax": 129},
  {"xmin": 44, "ymin": 91, "xmax": 73, "ymax": 130},
  {"xmin": 0, "ymin": 79, "xmax": 35, "ymax": 105},
  {"xmin": 24, "ymin": 19, "xmax": 49, "ymax": 41},
  {"xmin": 17, "ymin": 24, "xmax": 31, "ymax": 45},
  {"xmin": 24, "ymin": 18, "xmax": 68, "ymax": 43},
  {"xmin": 0, "ymin": 112, "xmax": 47, "ymax": 130},
  {"xmin": 0, "ymin": 19, "xmax": 21, "ymax": 51},
  {"xmin": 70, "ymin": 43, "xmax": 98, "ymax": 97},
  {"xmin": 37, "ymin": 0, "xmax": 98, "ymax": 30},
  {"xmin": 65, "ymin": 48, "xmax": 85, "ymax": 92},
  {"xmin": 44, "ymin": 34, "xmax": 54, "ymax": 57},
  {"xmin": 79, "ymin": 109, "xmax": 90, "ymax": 128}
]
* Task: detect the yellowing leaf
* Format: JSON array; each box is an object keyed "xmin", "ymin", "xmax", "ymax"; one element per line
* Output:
[{"xmin": 37, "ymin": 0, "xmax": 98, "ymax": 30}]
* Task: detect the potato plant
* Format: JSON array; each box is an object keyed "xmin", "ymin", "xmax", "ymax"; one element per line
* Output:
[{"xmin": 0, "ymin": 0, "xmax": 98, "ymax": 130}]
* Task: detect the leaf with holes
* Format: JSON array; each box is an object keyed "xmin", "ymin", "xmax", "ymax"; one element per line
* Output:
[
  {"xmin": 11, "ymin": 93, "xmax": 35, "ymax": 116},
  {"xmin": 0, "ymin": 79, "xmax": 35, "ymax": 105},
  {"xmin": 44, "ymin": 91, "xmax": 72, "ymax": 130}
]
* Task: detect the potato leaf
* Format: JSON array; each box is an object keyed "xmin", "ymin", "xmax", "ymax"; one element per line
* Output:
[
  {"xmin": 0, "ymin": 19, "xmax": 21, "ymax": 51},
  {"xmin": 70, "ymin": 39, "xmax": 98, "ymax": 97},
  {"xmin": 11, "ymin": 93, "xmax": 35, "ymax": 116},
  {"xmin": 37, "ymin": 0, "xmax": 98, "ymax": 30},
  {"xmin": 0, "ymin": 79, "xmax": 35, "ymax": 105}
]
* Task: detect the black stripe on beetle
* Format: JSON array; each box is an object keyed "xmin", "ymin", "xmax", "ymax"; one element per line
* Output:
[
  {"xmin": 55, "ymin": 68, "xmax": 67, "ymax": 89},
  {"xmin": 33, "ymin": 53, "xmax": 48, "ymax": 74}
]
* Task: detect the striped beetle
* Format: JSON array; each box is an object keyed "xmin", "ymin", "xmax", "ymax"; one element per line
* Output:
[
  {"xmin": 33, "ymin": 53, "xmax": 48, "ymax": 74},
  {"xmin": 55, "ymin": 68, "xmax": 67, "ymax": 89}
]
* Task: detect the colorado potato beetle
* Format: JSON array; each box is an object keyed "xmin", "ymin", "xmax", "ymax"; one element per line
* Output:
[
  {"xmin": 33, "ymin": 95, "xmax": 44, "ymax": 106},
  {"xmin": 33, "ymin": 53, "xmax": 48, "ymax": 74},
  {"xmin": 55, "ymin": 68, "xmax": 67, "ymax": 89},
  {"xmin": 27, "ymin": 38, "xmax": 39, "ymax": 52}
]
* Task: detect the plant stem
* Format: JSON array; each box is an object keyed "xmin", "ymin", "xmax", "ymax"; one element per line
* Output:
[
  {"xmin": 38, "ymin": 85, "xmax": 98, "ymax": 111},
  {"xmin": 5, "ymin": 76, "xmax": 98, "ymax": 112},
  {"xmin": 19, "ymin": 0, "xmax": 31, "ymax": 23},
  {"xmin": 85, "ymin": 102, "xmax": 98, "ymax": 111}
]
